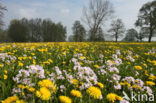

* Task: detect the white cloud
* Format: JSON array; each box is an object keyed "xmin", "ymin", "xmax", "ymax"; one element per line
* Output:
[
  {"xmin": 29, "ymin": 2, "xmax": 46, "ymax": 7},
  {"xmin": 61, "ymin": 9, "xmax": 70, "ymax": 15},
  {"xmin": 111, "ymin": 0, "xmax": 153, "ymax": 30},
  {"xmin": 3, "ymin": 0, "xmax": 155, "ymax": 41},
  {"xmin": 18, "ymin": 8, "xmax": 37, "ymax": 18}
]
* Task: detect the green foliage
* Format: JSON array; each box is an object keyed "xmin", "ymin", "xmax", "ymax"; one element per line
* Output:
[
  {"xmin": 71, "ymin": 20, "xmax": 86, "ymax": 42},
  {"xmin": 0, "ymin": 42, "xmax": 155, "ymax": 103},
  {"xmin": 7, "ymin": 18, "xmax": 67, "ymax": 42},
  {"xmin": 135, "ymin": 0, "xmax": 156, "ymax": 42},
  {"xmin": 8, "ymin": 19, "xmax": 29, "ymax": 42},
  {"xmin": 123, "ymin": 28, "xmax": 138, "ymax": 41}
]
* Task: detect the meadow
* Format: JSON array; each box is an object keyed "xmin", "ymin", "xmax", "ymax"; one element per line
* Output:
[{"xmin": 0, "ymin": 42, "xmax": 155, "ymax": 103}]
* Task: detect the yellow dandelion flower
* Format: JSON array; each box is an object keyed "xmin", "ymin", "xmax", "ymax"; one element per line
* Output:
[
  {"xmin": 94, "ymin": 65, "xmax": 99, "ymax": 69},
  {"xmin": 146, "ymin": 81, "xmax": 155, "ymax": 86},
  {"xmin": 151, "ymin": 60, "xmax": 156, "ymax": 66},
  {"xmin": 131, "ymin": 84, "xmax": 141, "ymax": 90},
  {"xmin": 134, "ymin": 66, "xmax": 142, "ymax": 70},
  {"xmin": 80, "ymin": 56, "xmax": 85, "ymax": 60},
  {"xmin": 28, "ymin": 87, "xmax": 35, "ymax": 92},
  {"xmin": 38, "ymin": 79, "xmax": 53, "ymax": 88},
  {"xmin": 48, "ymin": 59, "xmax": 53, "ymax": 63},
  {"xmin": 15, "ymin": 100, "xmax": 26, "ymax": 103},
  {"xmin": 2, "ymin": 96, "xmax": 19, "ymax": 103},
  {"xmin": 36, "ymin": 91, "xmax": 41, "ymax": 98},
  {"xmin": 4, "ymin": 70, "xmax": 8, "ymax": 74},
  {"xmin": 4, "ymin": 75, "xmax": 7, "ymax": 79},
  {"xmin": 70, "ymin": 90, "xmax": 82, "ymax": 98},
  {"xmin": 28, "ymin": 56, "xmax": 32, "ymax": 59},
  {"xmin": 59, "ymin": 96, "xmax": 72, "ymax": 103},
  {"xmin": 144, "ymin": 70, "xmax": 149, "ymax": 76},
  {"xmin": 120, "ymin": 82, "xmax": 131, "ymax": 87},
  {"xmin": 0, "ymin": 64, "xmax": 4, "ymax": 68},
  {"xmin": 86, "ymin": 86, "xmax": 102, "ymax": 99},
  {"xmin": 38, "ymin": 79, "xmax": 57, "ymax": 93},
  {"xmin": 97, "ymin": 82, "xmax": 104, "ymax": 88},
  {"xmin": 149, "ymin": 75, "xmax": 156, "ymax": 80},
  {"xmin": 33, "ymin": 59, "xmax": 36, "ymax": 65},
  {"xmin": 71, "ymin": 79, "xmax": 79, "ymax": 85},
  {"xmin": 31, "ymin": 53, "xmax": 35, "ymax": 56},
  {"xmin": 68, "ymin": 69, "xmax": 71, "ymax": 72},
  {"xmin": 79, "ymin": 62, "xmax": 83, "ymax": 65},
  {"xmin": 18, "ymin": 84, "xmax": 26, "ymax": 89},
  {"xmin": 106, "ymin": 93, "xmax": 122, "ymax": 102},
  {"xmin": 18, "ymin": 62, "xmax": 23, "ymax": 67},
  {"xmin": 143, "ymin": 63, "xmax": 147, "ymax": 67},
  {"xmin": 46, "ymin": 71, "xmax": 50, "ymax": 75},
  {"xmin": 106, "ymin": 93, "xmax": 117, "ymax": 102},
  {"xmin": 116, "ymin": 96, "xmax": 123, "ymax": 101},
  {"xmin": 38, "ymin": 87, "xmax": 51, "ymax": 100}
]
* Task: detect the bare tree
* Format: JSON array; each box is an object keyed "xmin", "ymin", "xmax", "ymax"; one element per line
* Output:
[
  {"xmin": 0, "ymin": 1, "xmax": 6, "ymax": 27},
  {"xmin": 108, "ymin": 19, "xmax": 125, "ymax": 42},
  {"xmin": 82, "ymin": 0, "xmax": 113, "ymax": 41}
]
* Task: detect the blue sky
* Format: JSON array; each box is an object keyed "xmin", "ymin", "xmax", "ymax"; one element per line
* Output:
[{"xmin": 2, "ymin": 0, "xmax": 154, "ymax": 39}]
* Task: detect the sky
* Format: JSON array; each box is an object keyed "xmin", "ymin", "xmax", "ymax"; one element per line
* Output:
[{"xmin": 2, "ymin": 0, "xmax": 155, "ymax": 40}]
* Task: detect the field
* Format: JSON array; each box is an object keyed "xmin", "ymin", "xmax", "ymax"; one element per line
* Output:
[{"xmin": 0, "ymin": 42, "xmax": 156, "ymax": 103}]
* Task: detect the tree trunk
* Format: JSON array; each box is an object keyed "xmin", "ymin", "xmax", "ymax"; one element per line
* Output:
[
  {"xmin": 90, "ymin": 28, "xmax": 96, "ymax": 41},
  {"xmin": 115, "ymin": 33, "xmax": 117, "ymax": 42},
  {"xmin": 148, "ymin": 35, "xmax": 152, "ymax": 42},
  {"xmin": 140, "ymin": 38, "xmax": 142, "ymax": 42},
  {"xmin": 148, "ymin": 28, "xmax": 153, "ymax": 43}
]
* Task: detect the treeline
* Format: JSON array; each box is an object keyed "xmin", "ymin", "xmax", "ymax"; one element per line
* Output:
[
  {"xmin": 69, "ymin": 20, "xmax": 105, "ymax": 42},
  {"xmin": 69, "ymin": 0, "xmax": 156, "ymax": 42},
  {"xmin": 0, "ymin": 0, "xmax": 156, "ymax": 42},
  {"xmin": 1, "ymin": 18, "xmax": 66, "ymax": 42}
]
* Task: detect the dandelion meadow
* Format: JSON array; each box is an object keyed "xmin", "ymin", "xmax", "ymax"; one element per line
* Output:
[{"xmin": 0, "ymin": 42, "xmax": 155, "ymax": 103}]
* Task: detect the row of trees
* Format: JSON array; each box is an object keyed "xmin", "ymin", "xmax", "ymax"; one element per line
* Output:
[
  {"xmin": 0, "ymin": 1, "xmax": 7, "ymax": 42},
  {"xmin": 69, "ymin": 0, "xmax": 156, "ymax": 42},
  {"xmin": 0, "ymin": 0, "xmax": 156, "ymax": 42},
  {"xmin": 7, "ymin": 18, "xmax": 66, "ymax": 42},
  {"xmin": 69, "ymin": 19, "xmax": 153, "ymax": 42},
  {"xmin": 69, "ymin": 0, "xmax": 112, "ymax": 42},
  {"xmin": 0, "ymin": 1, "xmax": 6, "ymax": 27},
  {"xmin": 123, "ymin": 28, "xmax": 148, "ymax": 41},
  {"xmin": 0, "ymin": 2, "xmax": 67, "ymax": 42},
  {"xmin": 69, "ymin": 20, "xmax": 105, "ymax": 42}
]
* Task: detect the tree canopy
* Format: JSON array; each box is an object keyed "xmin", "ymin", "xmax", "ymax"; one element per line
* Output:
[
  {"xmin": 8, "ymin": 18, "xmax": 67, "ymax": 42},
  {"xmin": 108, "ymin": 19, "xmax": 125, "ymax": 42},
  {"xmin": 123, "ymin": 28, "xmax": 138, "ymax": 41},
  {"xmin": 71, "ymin": 20, "xmax": 86, "ymax": 42},
  {"xmin": 135, "ymin": 0, "xmax": 156, "ymax": 42}
]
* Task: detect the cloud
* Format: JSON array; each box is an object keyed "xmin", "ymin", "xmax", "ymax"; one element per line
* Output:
[
  {"xmin": 61, "ymin": 9, "xmax": 70, "ymax": 15},
  {"xmin": 111, "ymin": 0, "xmax": 153, "ymax": 29},
  {"xmin": 18, "ymin": 8, "xmax": 37, "ymax": 19},
  {"xmin": 3, "ymin": 0, "xmax": 154, "ymax": 40}
]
